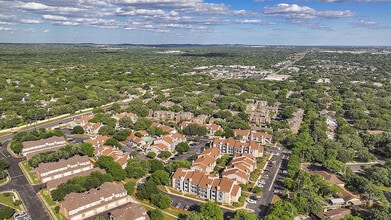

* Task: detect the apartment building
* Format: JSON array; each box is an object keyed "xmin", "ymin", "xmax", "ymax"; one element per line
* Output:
[
  {"xmin": 35, "ymin": 155, "xmax": 93, "ymax": 183},
  {"xmin": 109, "ymin": 203, "xmax": 149, "ymax": 220},
  {"xmin": 211, "ymin": 137, "xmax": 264, "ymax": 157},
  {"xmin": 171, "ymin": 168, "xmax": 241, "ymax": 204},
  {"xmin": 22, "ymin": 136, "xmax": 67, "ymax": 157},
  {"xmin": 60, "ymin": 182, "xmax": 131, "ymax": 220}
]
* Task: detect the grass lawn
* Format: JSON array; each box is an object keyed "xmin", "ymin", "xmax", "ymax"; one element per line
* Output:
[
  {"xmin": 375, "ymin": 185, "xmax": 391, "ymax": 192},
  {"xmin": 271, "ymin": 195, "xmax": 281, "ymax": 204},
  {"xmin": 38, "ymin": 190, "xmax": 67, "ymax": 220},
  {"xmin": 20, "ymin": 161, "xmax": 41, "ymax": 185},
  {"xmin": 139, "ymin": 200, "xmax": 183, "ymax": 220},
  {"xmin": 0, "ymin": 192, "xmax": 22, "ymax": 210}
]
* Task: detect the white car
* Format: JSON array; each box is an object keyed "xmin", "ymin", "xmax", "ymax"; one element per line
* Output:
[{"xmin": 247, "ymin": 199, "xmax": 257, "ymax": 204}]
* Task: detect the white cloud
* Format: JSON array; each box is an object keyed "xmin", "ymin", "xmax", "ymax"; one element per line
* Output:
[
  {"xmin": 42, "ymin": 15, "xmax": 68, "ymax": 21},
  {"xmin": 20, "ymin": 18, "xmax": 42, "ymax": 23},
  {"xmin": 263, "ymin": 4, "xmax": 354, "ymax": 20},
  {"xmin": 0, "ymin": 27, "xmax": 12, "ymax": 31}
]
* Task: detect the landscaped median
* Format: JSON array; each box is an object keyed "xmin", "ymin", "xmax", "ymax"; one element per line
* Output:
[
  {"xmin": 136, "ymin": 198, "xmax": 185, "ymax": 220},
  {"xmin": 38, "ymin": 189, "xmax": 66, "ymax": 220},
  {"xmin": 19, "ymin": 161, "xmax": 42, "ymax": 185}
]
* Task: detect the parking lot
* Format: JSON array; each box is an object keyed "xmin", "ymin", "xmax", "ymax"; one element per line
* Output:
[
  {"xmin": 246, "ymin": 150, "xmax": 290, "ymax": 218},
  {"xmin": 166, "ymin": 193, "xmax": 234, "ymax": 220}
]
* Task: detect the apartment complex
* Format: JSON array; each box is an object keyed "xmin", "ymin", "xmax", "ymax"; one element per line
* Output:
[
  {"xmin": 211, "ymin": 137, "xmax": 264, "ymax": 157},
  {"xmin": 35, "ymin": 155, "xmax": 93, "ymax": 183},
  {"xmin": 60, "ymin": 182, "xmax": 131, "ymax": 220},
  {"xmin": 171, "ymin": 168, "xmax": 241, "ymax": 204},
  {"xmin": 22, "ymin": 136, "xmax": 67, "ymax": 157}
]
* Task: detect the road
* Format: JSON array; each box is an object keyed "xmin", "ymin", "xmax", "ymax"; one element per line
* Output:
[
  {"xmin": 0, "ymin": 140, "xmax": 51, "ymax": 220},
  {"xmin": 246, "ymin": 150, "xmax": 289, "ymax": 219}
]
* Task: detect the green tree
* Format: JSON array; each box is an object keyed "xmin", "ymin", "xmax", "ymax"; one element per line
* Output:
[
  {"xmin": 0, "ymin": 159, "xmax": 10, "ymax": 171},
  {"xmin": 134, "ymin": 118, "xmax": 152, "ymax": 131},
  {"xmin": 158, "ymin": 151, "xmax": 171, "ymax": 159},
  {"xmin": 165, "ymin": 159, "xmax": 192, "ymax": 173},
  {"xmin": 104, "ymin": 138, "xmax": 122, "ymax": 149},
  {"xmin": 80, "ymin": 142, "xmax": 94, "ymax": 157},
  {"xmin": 183, "ymin": 124, "xmax": 208, "ymax": 136},
  {"xmin": 119, "ymin": 116, "xmax": 133, "ymax": 128},
  {"xmin": 147, "ymin": 152, "xmax": 156, "ymax": 159},
  {"xmin": 72, "ymin": 125, "xmax": 84, "ymax": 134},
  {"xmin": 186, "ymin": 211, "xmax": 205, "ymax": 220},
  {"xmin": 113, "ymin": 129, "xmax": 131, "ymax": 141},
  {"xmin": 176, "ymin": 142, "xmax": 190, "ymax": 153},
  {"xmin": 0, "ymin": 206, "xmax": 15, "ymax": 219},
  {"xmin": 148, "ymin": 209, "xmax": 164, "ymax": 220},
  {"xmin": 150, "ymin": 170, "xmax": 170, "ymax": 185},
  {"xmin": 98, "ymin": 126, "xmax": 115, "ymax": 136},
  {"xmin": 149, "ymin": 159, "xmax": 164, "ymax": 172},
  {"xmin": 124, "ymin": 181, "xmax": 136, "ymax": 195},
  {"xmin": 200, "ymin": 201, "xmax": 223, "ymax": 220},
  {"xmin": 232, "ymin": 209, "xmax": 258, "ymax": 220}
]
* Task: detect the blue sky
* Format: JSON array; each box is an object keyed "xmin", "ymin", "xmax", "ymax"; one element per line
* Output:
[{"xmin": 0, "ymin": 0, "xmax": 390, "ymax": 46}]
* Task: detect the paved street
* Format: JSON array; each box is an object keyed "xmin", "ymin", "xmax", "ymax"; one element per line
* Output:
[
  {"xmin": 0, "ymin": 141, "xmax": 51, "ymax": 220},
  {"xmin": 246, "ymin": 149, "xmax": 289, "ymax": 219}
]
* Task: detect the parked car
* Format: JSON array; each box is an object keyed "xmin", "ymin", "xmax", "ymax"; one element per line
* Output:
[
  {"xmin": 247, "ymin": 199, "xmax": 257, "ymax": 204},
  {"xmin": 183, "ymin": 205, "xmax": 190, "ymax": 210},
  {"xmin": 250, "ymin": 195, "xmax": 258, "ymax": 200},
  {"xmin": 175, "ymin": 202, "xmax": 182, "ymax": 208},
  {"xmin": 264, "ymin": 169, "xmax": 271, "ymax": 173}
]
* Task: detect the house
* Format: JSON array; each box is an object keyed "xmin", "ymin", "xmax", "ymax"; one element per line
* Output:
[
  {"xmin": 60, "ymin": 182, "xmax": 131, "ymax": 220},
  {"xmin": 315, "ymin": 208, "xmax": 351, "ymax": 220},
  {"xmin": 22, "ymin": 136, "xmax": 67, "ymax": 157},
  {"xmin": 250, "ymin": 131, "xmax": 273, "ymax": 144},
  {"xmin": 70, "ymin": 114, "xmax": 94, "ymax": 127},
  {"xmin": 233, "ymin": 129, "xmax": 251, "ymax": 141},
  {"xmin": 152, "ymin": 110, "xmax": 176, "ymax": 120},
  {"xmin": 35, "ymin": 155, "xmax": 93, "ymax": 183},
  {"xmin": 221, "ymin": 153, "xmax": 255, "ymax": 184},
  {"xmin": 86, "ymin": 135, "xmax": 110, "ymax": 148},
  {"xmin": 171, "ymin": 168, "xmax": 241, "ymax": 204},
  {"xmin": 211, "ymin": 137, "xmax": 264, "ymax": 157},
  {"xmin": 109, "ymin": 203, "xmax": 149, "ymax": 220},
  {"xmin": 310, "ymin": 171, "xmax": 345, "ymax": 187},
  {"xmin": 112, "ymin": 112, "xmax": 138, "ymax": 123},
  {"xmin": 205, "ymin": 123, "xmax": 223, "ymax": 136},
  {"xmin": 94, "ymin": 146, "xmax": 129, "ymax": 169},
  {"xmin": 83, "ymin": 122, "xmax": 103, "ymax": 135}
]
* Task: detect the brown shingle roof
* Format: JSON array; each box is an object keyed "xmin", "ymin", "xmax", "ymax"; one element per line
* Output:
[
  {"xmin": 35, "ymin": 155, "xmax": 91, "ymax": 176},
  {"xmin": 110, "ymin": 203, "xmax": 150, "ymax": 220},
  {"xmin": 61, "ymin": 182, "xmax": 126, "ymax": 213}
]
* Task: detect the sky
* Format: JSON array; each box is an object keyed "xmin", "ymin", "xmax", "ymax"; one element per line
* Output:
[{"xmin": 0, "ymin": 0, "xmax": 390, "ymax": 46}]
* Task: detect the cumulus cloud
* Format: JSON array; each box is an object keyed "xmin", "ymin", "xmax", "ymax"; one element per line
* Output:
[
  {"xmin": 20, "ymin": 18, "xmax": 42, "ymax": 24},
  {"xmin": 0, "ymin": 27, "xmax": 13, "ymax": 31},
  {"xmin": 42, "ymin": 15, "xmax": 68, "ymax": 21},
  {"xmin": 263, "ymin": 4, "xmax": 354, "ymax": 20}
]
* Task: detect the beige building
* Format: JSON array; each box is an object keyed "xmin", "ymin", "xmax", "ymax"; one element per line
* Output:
[
  {"xmin": 109, "ymin": 203, "xmax": 149, "ymax": 220},
  {"xmin": 211, "ymin": 137, "xmax": 264, "ymax": 157},
  {"xmin": 60, "ymin": 182, "xmax": 131, "ymax": 220},
  {"xmin": 171, "ymin": 168, "xmax": 241, "ymax": 204},
  {"xmin": 22, "ymin": 136, "xmax": 67, "ymax": 157},
  {"xmin": 35, "ymin": 155, "xmax": 93, "ymax": 183}
]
